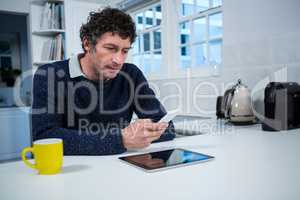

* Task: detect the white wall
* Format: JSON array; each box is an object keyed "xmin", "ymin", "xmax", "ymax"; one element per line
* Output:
[
  {"xmin": 0, "ymin": 0, "xmax": 31, "ymax": 13},
  {"xmin": 152, "ymin": 0, "xmax": 300, "ymax": 116},
  {"xmin": 223, "ymin": 0, "xmax": 300, "ymax": 68}
]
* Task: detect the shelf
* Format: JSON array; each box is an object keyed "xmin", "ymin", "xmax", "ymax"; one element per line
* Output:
[
  {"xmin": 33, "ymin": 60, "xmax": 61, "ymax": 65},
  {"xmin": 31, "ymin": 0, "xmax": 64, "ymax": 5},
  {"xmin": 32, "ymin": 29, "xmax": 65, "ymax": 36},
  {"xmin": 47, "ymin": 0, "xmax": 64, "ymax": 2}
]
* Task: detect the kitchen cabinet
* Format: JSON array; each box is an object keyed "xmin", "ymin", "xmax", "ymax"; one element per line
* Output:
[{"xmin": 0, "ymin": 107, "xmax": 31, "ymax": 161}]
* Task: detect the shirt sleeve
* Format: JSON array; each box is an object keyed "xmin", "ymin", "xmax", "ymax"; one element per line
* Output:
[
  {"xmin": 31, "ymin": 64, "xmax": 126, "ymax": 155},
  {"xmin": 132, "ymin": 67, "xmax": 176, "ymax": 142}
]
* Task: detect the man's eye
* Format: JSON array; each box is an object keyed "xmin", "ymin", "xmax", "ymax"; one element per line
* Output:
[{"xmin": 105, "ymin": 47, "xmax": 117, "ymax": 51}]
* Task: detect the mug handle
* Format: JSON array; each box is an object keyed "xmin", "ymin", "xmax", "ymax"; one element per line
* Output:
[{"xmin": 21, "ymin": 147, "xmax": 36, "ymax": 169}]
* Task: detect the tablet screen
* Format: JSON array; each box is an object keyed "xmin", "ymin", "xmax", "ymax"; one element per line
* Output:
[{"xmin": 119, "ymin": 148, "xmax": 214, "ymax": 171}]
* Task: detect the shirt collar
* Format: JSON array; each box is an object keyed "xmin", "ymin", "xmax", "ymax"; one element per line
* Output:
[{"xmin": 69, "ymin": 53, "xmax": 85, "ymax": 78}]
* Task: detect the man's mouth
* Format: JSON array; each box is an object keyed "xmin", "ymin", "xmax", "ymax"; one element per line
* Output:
[{"xmin": 106, "ymin": 65, "xmax": 120, "ymax": 70}]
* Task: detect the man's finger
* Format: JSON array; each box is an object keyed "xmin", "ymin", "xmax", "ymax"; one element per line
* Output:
[
  {"xmin": 142, "ymin": 129, "xmax": 164, "ymax": 138},
  {"xmin": 146, "ymin": 135, "xmax": 161, "ymax": 143},
  {"xmin": 144, "ymin": 122, "xmax": 168, "ymax": 131}
]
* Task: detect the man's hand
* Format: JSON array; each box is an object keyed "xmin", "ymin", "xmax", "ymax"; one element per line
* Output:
[{"xmin": 122, "ymin": 119, "xmax": 168, "ymax": 149}]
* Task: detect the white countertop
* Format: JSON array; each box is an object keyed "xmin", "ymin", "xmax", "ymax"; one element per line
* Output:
[
  {"xmin": 1, "ymin": 121, "xmax": 300, "ymax": 200},
  {"xmin": 0, "ymin": 106, "xmax": 30, "ymax": 113}
]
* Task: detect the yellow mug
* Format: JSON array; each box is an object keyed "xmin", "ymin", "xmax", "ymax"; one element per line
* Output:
[{"xmin": 21, "ymin": 138, "xmax": 63, "ymax": 175}]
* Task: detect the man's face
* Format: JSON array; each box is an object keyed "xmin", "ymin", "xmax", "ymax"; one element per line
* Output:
[{"xmin": 85, "ymin": 32, "xmax": 131, "ymax": 80}]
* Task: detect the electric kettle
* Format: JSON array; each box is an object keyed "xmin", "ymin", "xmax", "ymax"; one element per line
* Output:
[{"xmin": 218, "ymin": 79, "xmax": 256, "ymax": 124}]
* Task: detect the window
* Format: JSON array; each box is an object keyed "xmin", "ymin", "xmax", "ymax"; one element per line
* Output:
[
  {"xmin": 132, "ymin": 3, "xmax": 162, "ymax": 74},
  {"xmin": 179, "ymin": 0, "xmax": 223, "ymax": 69},
  {"xmin": 0, "ymin": 40, "xmax": 13, "ymax": 69},
  {"xmin": 0, "ymin": 33, "xmax": 22, "ymax": 87},
  {"xmin": 128, "ymin": 0, "xmax": 222, "ymax": 79},
  {"xmin": 0, "ymin": 33, "xmax": 21, "ymax": 71}
]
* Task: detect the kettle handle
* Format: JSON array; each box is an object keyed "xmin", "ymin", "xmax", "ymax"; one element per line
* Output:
[
  {"xmin": 222, "ymin": 89, "xmax": 232, "ymax": 113},
  {"xmin": 224, "ymin": 89, "xmax": 234, "ymax": 118}
]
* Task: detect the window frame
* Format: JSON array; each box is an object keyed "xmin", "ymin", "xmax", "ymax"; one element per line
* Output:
[
  {"xmin": 0, "ymin": 33, "xmax": 21, "ymax": 70},
  {"xmin": 178, "ymin": 5, "xmax": 222, "ymax": 68},
  {"xmin": 129, "ymin": 2, "xmax": 163, "ymax": 76},
  {"xmin": 127, "ymin": 0, "xmax": 223, "ymax": 80}
]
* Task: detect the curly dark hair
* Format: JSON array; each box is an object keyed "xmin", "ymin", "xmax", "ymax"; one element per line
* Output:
[{"xmin": 80, "ymin": 7, "xmax": 137, "ymax": 52}]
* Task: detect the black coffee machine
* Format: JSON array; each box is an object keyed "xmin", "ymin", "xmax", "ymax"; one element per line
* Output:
[{"xmin": 262, "ymin": 82, "xmax": 300, "ymax": 131}]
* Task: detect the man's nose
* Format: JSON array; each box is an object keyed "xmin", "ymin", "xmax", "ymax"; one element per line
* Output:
[{"xmin": 112, "ymin": 52, "xmax": 125, "ymax": 64}]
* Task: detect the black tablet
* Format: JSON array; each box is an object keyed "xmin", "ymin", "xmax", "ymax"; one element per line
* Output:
[{"xmin": 119, "ymin": 148, "xmax": 214, "ymax": 172}]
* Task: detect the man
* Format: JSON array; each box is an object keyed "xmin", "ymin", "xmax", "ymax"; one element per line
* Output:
[{"xmin": 32, "ymin": 7, "xmax": 175, "ymax": 155}]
